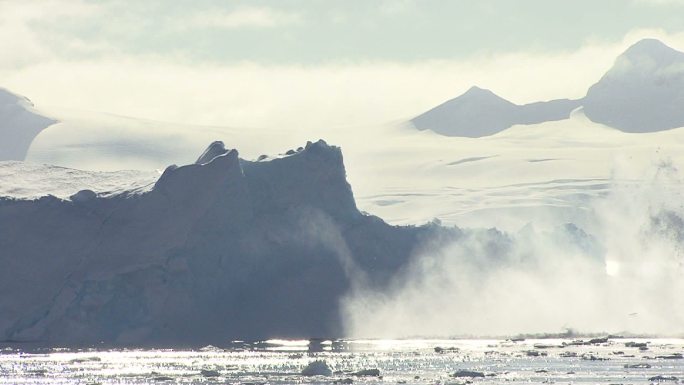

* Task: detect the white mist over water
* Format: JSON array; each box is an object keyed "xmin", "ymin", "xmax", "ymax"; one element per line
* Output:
[{"xmin": 342, "ymin": 159, "xmax": 684, "ymax": 338}]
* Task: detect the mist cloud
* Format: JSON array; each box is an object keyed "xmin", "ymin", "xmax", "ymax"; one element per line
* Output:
[
  {"xmin": 342, "ymin": 159, "xmax": 684, "ymax": 338},
  {"xmin": 181, "ymin": 6, "xmax": 303, "ymax": 30},
  {"xmin": 3, "ymin": 0, "xmax": 684, "ymax": 132}
]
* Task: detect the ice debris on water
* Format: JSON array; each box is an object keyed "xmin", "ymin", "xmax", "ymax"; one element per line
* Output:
[
  {"xmin": 452, "ymin": 370, "xmax": 486, "ymax": 378},
  {"xmin": 352, "ymin": 369, "xmax": 381, "ymax": 377},
  {"xmin": 333, "ymin": 379, "xmax": 353, "ymax": 384},
  {"xmin": 301, "ymin": 360, "xmax": 332, "ymax": 376},
  {"xmin": 200, "ymin": 369, "xmax": 220, "ymax": 377},
  {"xmin": 625, "ymin": 363, "xmax": 652, "ymax": 368},
  {"xmin": 625, "ymin": 341, "xmax": 649, "ymax": 349},
  {"xmin": 656, "ymin": 353, "xmax": 683, "ymax": 359},
  {"xmin": 199, "ymin": 345, "xmax": 223, "ymax": 352}
]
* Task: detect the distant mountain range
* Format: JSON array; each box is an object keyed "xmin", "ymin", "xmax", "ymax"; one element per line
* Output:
[
  {"xmin": 1, "ymin": 39, "xmax": 682, "ymax": 167},
  {"xmin": 412, "ymin": 39, "xmax": 684, "ymax": 137}
]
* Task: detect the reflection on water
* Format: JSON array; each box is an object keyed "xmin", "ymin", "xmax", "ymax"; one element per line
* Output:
[{"xmin": 1, "ymin": 338, "xmax": 683, "ymax": 384}]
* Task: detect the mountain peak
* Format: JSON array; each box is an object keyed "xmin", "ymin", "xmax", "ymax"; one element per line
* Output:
[
  {"xmin": 618, "ymin": 38, "xmax": 684, "ymax": 68},
  {"xmin": 462, "ymin": 86, "xmax": 500, "ymax": 99},
  {"xmin": 465, "ymin": 85, "xmax": 489, "ymax": 93},
  {"xmin": 583, "ymin": 38, "xmax": 684, "ymax": 132},
  {"xmin": 411, "ymin": 85, "xmax": 579, "ymax": 137},
  {"xmin": 623, "ymin": 38, "xmax": 677, "ymax": 56}
]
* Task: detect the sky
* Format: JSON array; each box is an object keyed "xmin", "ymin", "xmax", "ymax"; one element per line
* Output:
[{"xmin": 2, "ymin": 0, "xmax": 684, "ymax": 129}]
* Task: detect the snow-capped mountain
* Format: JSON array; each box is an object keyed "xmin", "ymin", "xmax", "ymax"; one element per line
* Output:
[
  {"xmin": 583, "ymin": 38, "xmax": 684, "ymax": 132},
  {"xmin": 0, "ymin": 88, "xmax": 56, "ymax": 161},
  {"xmin": 412, "ymin": 38, "xmax": 684, "ymax": 136},
  {"xmin": 411, "ymin": 86, "xmax": 580, "ymax": 137},
  {"xmin": 0, "ymin": 140, "xmax": 456, "ymax": 345}
]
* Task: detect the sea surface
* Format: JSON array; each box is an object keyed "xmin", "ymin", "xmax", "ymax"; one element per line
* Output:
[{"xmin": 1, "ymin": 338, "xmax": 683, "ymax": 384}]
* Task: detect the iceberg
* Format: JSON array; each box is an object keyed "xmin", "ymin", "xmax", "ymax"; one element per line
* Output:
[{"xmin": 0, "ymin": 140, "xmax": 457, "ymax": 346}]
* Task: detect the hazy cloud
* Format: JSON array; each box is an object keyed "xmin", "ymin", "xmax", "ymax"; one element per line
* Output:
[
  {"xmin": 2, "ymin": 0, "xmax": 684, "ymax": 132},
  {"xmin": 633, "ymin": 0, "xmax": 684, "ymax": 5},
  {"xmin": 0, "ymin": 0, "xmax": 103, "ymax": 68},
  {"xmin": 379, "ymin": 0, "xmax": 417, "ymax": 15},
  {"xmin": 182, "ymin": 6, "xmax": 302, "ymax": 30},
  {"xmin": 6, "ymin": 29, "xmax": 684, "ymax": 132}
]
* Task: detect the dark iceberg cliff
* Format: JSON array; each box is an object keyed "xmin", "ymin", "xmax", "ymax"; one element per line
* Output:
[{"xmin": 0, "ymin": 140, "xmax": 458, "ymax": 346}]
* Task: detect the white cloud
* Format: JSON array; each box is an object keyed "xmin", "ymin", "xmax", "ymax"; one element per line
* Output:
[
  {"xmin": 1, "ymin": 14, "xmax": 684, "ymax": 134},
  {"xmin": 633, "ymin": 0, "xmax": 684, "ymax": 5},
  {"xmin": 0, "ymin": 40, "xmax": 627, "ymax": 130},
  {"xmin": 0, "ymin": 27, "xmax": 593, "ymax": 129},
  {"xmin": 0, "ymin": 0, "xmax": 106, "ymax": 68},
  {"xmin": 379, "ymin": 0, "xmax": 417, "ymax": 15},
  {"xmin": 0, "ymin": 2, "xmax": 302, "ymax": 71},
  {"xmin": 0, "ymin": 55, "xmax": 602, "ymax": 130},
  {"xmin": 182, "ymin": 6, "xmax": 302, "ymax": 30}
]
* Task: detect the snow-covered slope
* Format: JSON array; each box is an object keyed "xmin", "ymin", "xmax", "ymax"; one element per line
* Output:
[
  {"xmin": 7, "ymin": 107, "xmax": 684, "ymax": 232},
  {"xmin": 0, "ymin": 140, "xmax": 453, "ymax": 345},
  {"xmin": 0, "ymin": 88, "xmax": 56, "ymax": 161},
  {"xmin": 410, "ymin": 86, "xmax": 580, "ymax": 137},
  {"xmin": 352, "ymin": 109, "xmax": 684, "ymax": 230},
  {"xmin": 583, "ymin": 38, "xmax": 684, "ymax": 132},
  {"xmin": 0, "ymin": 161, "xmax": 158, "ymax": 200}
]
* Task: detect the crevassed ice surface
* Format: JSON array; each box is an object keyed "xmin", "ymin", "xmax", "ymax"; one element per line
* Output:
[{"xmin": 1, "ymin": 338, "xmax": 682, "ymax": 384}]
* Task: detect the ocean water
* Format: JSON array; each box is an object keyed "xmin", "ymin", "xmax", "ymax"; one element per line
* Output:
[{"xmin": 1, "ymin": 338, "xmax": 682, "ymax": 384}]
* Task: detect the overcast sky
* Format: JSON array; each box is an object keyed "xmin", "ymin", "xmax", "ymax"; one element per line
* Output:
[{"xmin": 2, "ymin": 0, "xmax": 684, "ymax": 129}]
